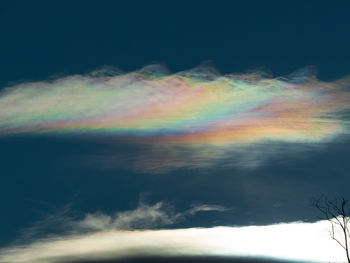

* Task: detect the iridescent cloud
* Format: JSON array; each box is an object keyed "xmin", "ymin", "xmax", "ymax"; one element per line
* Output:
[{"xmin": 1, "ymin": 65, "xmax": 349, "ymax": 172}]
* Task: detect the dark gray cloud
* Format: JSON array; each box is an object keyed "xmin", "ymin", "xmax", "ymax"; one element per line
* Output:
[{"xmin": 55, "ymin": 256, "xmax": 304, "ymax": 263}]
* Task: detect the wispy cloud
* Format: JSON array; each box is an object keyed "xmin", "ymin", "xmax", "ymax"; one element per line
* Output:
[
  {"xmin": 74, "ymin": 202, "xmax": 178, "ymax": 231},
  {"xmin": 14, "ymin": 201, "xmax": 230, "ymax": 242},
  {"xmin": 1, "ymin": 65, "xmax": 350, "ymax": 172},
  {"xmin": 74, "ymin": 203, "xmax": 230, "ymax": 232}
]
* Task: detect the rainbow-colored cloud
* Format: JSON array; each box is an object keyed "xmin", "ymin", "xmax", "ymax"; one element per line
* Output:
[{"xmin": 1, "ymin": 65, "xmax": 349, "ymax": 172}]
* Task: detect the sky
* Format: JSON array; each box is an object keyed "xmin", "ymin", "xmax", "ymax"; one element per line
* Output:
[{"xmin": 1, "ymin": 1, "xmax": 350, "ymax": 262}]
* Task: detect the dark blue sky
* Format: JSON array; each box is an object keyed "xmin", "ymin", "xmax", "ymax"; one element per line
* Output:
[
  {"xmin": 0, "ymin": 1, "xmax": 350, "ymax": 262},
  {"xmin": 1, "ymin": 0, "xmax": 350, "ymax": 85}
]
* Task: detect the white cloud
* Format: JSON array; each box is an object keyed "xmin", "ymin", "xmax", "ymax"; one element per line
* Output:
[
  {"xmin": 1, "ymin": 202, "xmax": 347, "ymax": 263},
  {"xmin": 0, "ymin": 221, "xmax": 346, "ymax": 263}
]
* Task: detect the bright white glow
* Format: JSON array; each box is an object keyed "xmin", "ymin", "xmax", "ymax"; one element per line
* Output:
[{"xmin": 0, "ymin": 220, "xmax": 346, "ymax": 263}]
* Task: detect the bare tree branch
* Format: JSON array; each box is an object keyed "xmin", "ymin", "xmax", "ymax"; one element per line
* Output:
[
  {"xmin": 329, "ymin": 223, "xmax": 346, "ymax": 250},
  {"xmin": 314, "ymin": 195, "xmax": 350, "ymax": 263}
]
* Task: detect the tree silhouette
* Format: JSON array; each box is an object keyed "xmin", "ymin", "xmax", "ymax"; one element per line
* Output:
[{"xmin": 314, "ymin": 196, "xmax": 350, "ymax": 263}]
